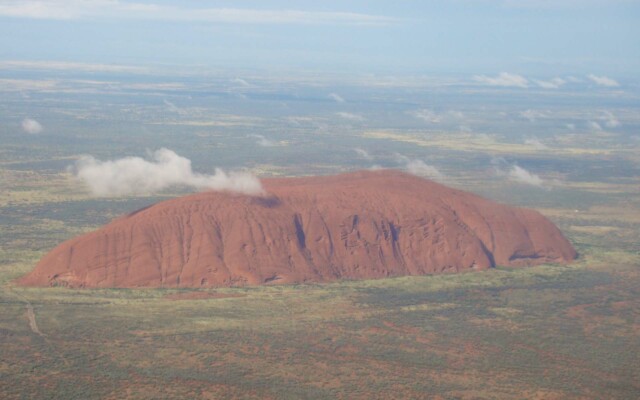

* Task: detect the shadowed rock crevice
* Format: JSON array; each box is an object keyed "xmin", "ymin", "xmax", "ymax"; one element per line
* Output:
[
  {"xmin": 293, "ymin": 214, "xmax": 306, "ymax": 249},
  {"xmin": 18, "ymin": 170, "xmax": 576, "ymax": 288}
]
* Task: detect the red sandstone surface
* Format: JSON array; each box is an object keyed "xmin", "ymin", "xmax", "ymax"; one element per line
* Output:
[{"xmin": 18, "ymin": 170, "xmax": 576, "ymax": 288}]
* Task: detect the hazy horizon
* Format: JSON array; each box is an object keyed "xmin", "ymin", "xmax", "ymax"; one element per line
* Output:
[{"xmin": 1, "ymin": 0, "xmax": 639, "ymax": 78}]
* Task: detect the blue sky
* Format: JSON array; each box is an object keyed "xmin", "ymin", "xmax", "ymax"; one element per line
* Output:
[{"xmin": 0, "ymin": 0, "xmax": 638, "ymax": 77}]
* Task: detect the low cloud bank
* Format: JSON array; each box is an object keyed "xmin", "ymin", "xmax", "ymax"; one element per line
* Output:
[
  {"xmin": 406, "ymin": 160, "xmax": 444, "ymax": 179},
  {"xmin": 354, "ymin": 148, "xmax": 373, "ymax": 160},
  {"xmin": 249, "ymin": 134, "xmax": 277, "ymax": 147},
  {"xmin": 534, "ymin": 78, "xmax": 565, "ymax": 89},
  {"xmin": 520, "ymin": 109, "xmax": 547, "ymax": 122},
  {"xmin": 394, "ymin": 153, "xmax": 443, "ymax": 180},
  {"xmin": 588, "ymin": 121, "xmax": 603, "ymax": 131},
  {"xmin": 409, "ymin": 109, "xmax": 442, "ymax": 123},
  {"xmin": 71, "ymin": 148, "xmax": 264, "ymax": 197},
  {"xmin": 509, "ymin": 165, "xmax": 544, "ymax": 186},
  {"xmin": 473, "ymin": 73, "xmax": 620, "ymax": 90},
  {"xmin": 474, "ymin": 72, "xmax": 529, "ymax": 88},
  {"xmin": 352, "ymin": 149, "xmax": 444, "ymax": 180},
  {"xmin": 21, "ymin": 118, "xmax": 43, "ymax": 134},
  {"xmin": 408, "ymin": 109, "xmax": 465, "ymax": 124},
  {"xmin": 524, "ymin": 137, "xmax": 548, "ymax": 150},
  {"xmin": 328, "ymin": 93, "xmax": 345, "ymax": 103},
  {"xmin": 231, "ymin": 78, "xmax": 251, "ymax": 87},
  {"xmin": 587, "ymin": 74, "xmax": 619, "ymax": 87},
  {"xmin": 337, "ymin": 112, "xmax": 364, "ymax": 121},
  {"xmin": 492, "ymin": 157, "xmax": 544, "ymax": 187},
  {"xmin": 163, "ymin": 99, "xmax": 181, "ymax": 113},
  {"xmin": 600, "ymin": 111, "xmax": 620, "ymax": 128}
]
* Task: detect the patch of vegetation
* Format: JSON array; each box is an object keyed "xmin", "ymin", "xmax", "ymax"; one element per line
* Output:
[{"xmin": 1, "ymin": 81, "xmax": 639, "ymax": 399}]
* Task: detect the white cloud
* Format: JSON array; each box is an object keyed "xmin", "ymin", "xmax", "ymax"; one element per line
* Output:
[
  {"xmin": 587, "ymin": 74, "xmax": 620, "ymax": 87},
  {"xmin": 509, "ymin": 165, "xmax": 544, "ymax": 186},
  {"xmin": 566, "ymin": 123, "xmax": 576, "ymax": 130},
  {"xmin": 588, "ymin": 121, "xmax": 603, "ymax": 131},
  {"xmin": 231, "ymin": 78, "xmax": 251, "ymax": 87},
  {"xmin": 354, "ymin": 148, "xmax": 373, "ymax": 160},
  {"xmin": 0, "ymin": 1, "xmax": 395, "ymax": 25},
  {"xmin": 500, "ymin": 0, "xmax": 634, "ymax": 9},
  {"xmin": 409, "ymin": 109, "xmax": 441, "ymax": 123},
  {"xmin": 394, "ymin": 153, "xmax": 443, "ymax": 180},
  {"xmin": 408, "ymin": 109, "xmax": 465, "ymax": 124},
  {"xmin": 520, "ymin": 109, "xmax": 547, "ymax": 122},
  {"xmin": 600, "ymin": 111, "xmax": 621, "ymax": 128},
  {"xmin": 71, "ymin": 148, "xmax": 264, "ymax": 197},
  {"xmin": 406, "ymin": 160, "xmax": 444, "ymax": 179},
  {"xmin": 21, "ymin": 118, "xmax": 43, "ymax": 134},
  {"xmin": 448, "ymin": 110, "xmax": 465, "ymax": 119},
  {"xmin": 533, "ymin": 77, "xmax": 566, "ymax": 89},
  {"xmin": 163, "ymin": 99, "xmax": 181, "ymax": 113},
  {"xmin": 524, "ymin": 137, "xmax": 548, "ymax": 150},
  {"xmin": 336, "ymin": 112, "xmax": 364, "ymax": 121},
  {"xmin": 328, "ymin": 93, "xmax": 345, "ymax": 103},
  {"xmin": 474, "ymin": 72, "xmax": 529, "ymax": 88},
  {"xmin": 492, "ymin": 157, "xmax": 545, "ymax": 187},
  {"xmin": 0, "ymin": 60, "xmax": 147, "ymax": 73},
  {"xmin": 249, "ymin": 134, "xmax": 277, "ymax": 147}
]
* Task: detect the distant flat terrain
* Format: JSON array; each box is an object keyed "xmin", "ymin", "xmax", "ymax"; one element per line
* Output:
[{"xmin": 1, "ymin": 69, "xmax": 638, "ymax": 399}]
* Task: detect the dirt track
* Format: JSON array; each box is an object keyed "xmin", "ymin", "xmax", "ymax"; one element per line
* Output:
[{"xmin": 25, "ymin": 303, "xmax": 43, "ymax": 336}]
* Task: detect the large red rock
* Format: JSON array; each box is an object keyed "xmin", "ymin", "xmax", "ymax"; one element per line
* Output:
[{"xmin": 18, "ymin": 170, "xmax": 576, "ymax": 288}]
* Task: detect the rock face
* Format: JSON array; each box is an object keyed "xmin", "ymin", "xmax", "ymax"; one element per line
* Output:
[{"xmin": 19, "ymin": 170, "xmax": 576, "ymax": 288}]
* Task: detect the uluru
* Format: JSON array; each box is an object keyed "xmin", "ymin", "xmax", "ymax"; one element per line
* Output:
[{"xmin": 18, "ymin": 170, "xmax": 576, "ymax": 288}]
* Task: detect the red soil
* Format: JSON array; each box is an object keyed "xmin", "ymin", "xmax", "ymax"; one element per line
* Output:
[{"xmin": 18, "ymin": 170, "xmax": 576, "ymax": 288}]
